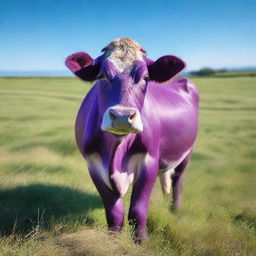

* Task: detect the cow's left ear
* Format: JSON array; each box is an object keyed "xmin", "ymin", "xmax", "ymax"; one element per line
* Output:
[
  {"xmin": 65, "ymin": 52, "xmax": 100, "ymax": 81},
  {"xmin": 148, "ymin": 55, "xmax": 186, "ymax": 83}
]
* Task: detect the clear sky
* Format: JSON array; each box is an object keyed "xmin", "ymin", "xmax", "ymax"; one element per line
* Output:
[{"xmin": 0, "ymin": 0, "xmax": 255, "ymax": 72}]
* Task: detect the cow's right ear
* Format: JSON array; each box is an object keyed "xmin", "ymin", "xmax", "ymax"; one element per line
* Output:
[
  {"xmin": 147, "ymin": 55, "xmax": 186, "ymax": 83},
  {"xmin": 65, "ymin": 52, "xmax": 100, "ymax": 81}
]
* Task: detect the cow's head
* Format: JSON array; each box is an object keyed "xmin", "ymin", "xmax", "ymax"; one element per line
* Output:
[{"xmin": 66, "ymin": 38, "xmax": 185, "ymax": 135}]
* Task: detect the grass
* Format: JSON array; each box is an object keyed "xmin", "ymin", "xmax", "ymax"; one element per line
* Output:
[{"xmin": 0, "ymin": 76, "xmax": 256, "ymax": 255}]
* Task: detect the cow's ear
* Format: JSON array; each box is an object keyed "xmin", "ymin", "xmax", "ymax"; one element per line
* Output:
[
  {"xmin": 65, "ymin": 52, "xmax": 100, "ymax": 81},
  {"xmin": 148, "ymin": 55, "xmax": 186, "ymax": 83}
]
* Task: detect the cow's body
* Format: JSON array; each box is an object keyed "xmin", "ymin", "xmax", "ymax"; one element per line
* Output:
[{"xmin": 66, "ymin": 38, "xmax": 199, "ymax": 240}]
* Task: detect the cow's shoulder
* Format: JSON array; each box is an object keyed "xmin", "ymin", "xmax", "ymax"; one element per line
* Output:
[
  {"xmin": 169, "ymin": 78, "xmax": 200, "ymax": 104},
  {"xmin": 147, "ymin": 78, "xmax": 198, "ymax": 101},
  {"xmin": 169, "ymin": 78, "xmax": 196, "ymax": 93}
]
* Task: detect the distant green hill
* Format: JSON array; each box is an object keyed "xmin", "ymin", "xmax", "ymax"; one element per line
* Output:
[
  {"xmin": 211, "ymin": 70, "xmax": 256, "ymax": 77},
  {"xmin": 190, "ymin": 69, "xmax": 256, "ymax": 78}
]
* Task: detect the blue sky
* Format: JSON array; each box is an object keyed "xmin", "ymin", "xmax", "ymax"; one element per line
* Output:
[{"xmin": 0, "ymin": 0, "xmax": 255, "ymax": 72}]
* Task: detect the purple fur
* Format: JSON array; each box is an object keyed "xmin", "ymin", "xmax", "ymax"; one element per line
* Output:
[
  {"xmin": 66, "ymin": 45, "xmax": 199, "ymax": 239},
  {"xmin": 130, "ymin": 60, "xmax": 148, "ymax": 84},
  {"xmin": 100, "ymin": 59, "xmax": 118, "ymax": 81}
]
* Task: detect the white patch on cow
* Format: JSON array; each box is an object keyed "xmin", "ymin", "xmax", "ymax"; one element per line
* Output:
[
  {"xmin": 86, "ymin": 154, "xmax": 112, "ymax": 191},
  {"xmin": 145, "ymin": 153, "xmax": 155, "ymax": 166},
  {"xmin": 127, "ymin": 153, "xmax": 156, "ymax": 185},
  {"xmin": 159, "ymin": 148, "xmax": 192, "ymax": 173},
  {"xmin": 110, "ymin": 171, "xmax": 130, "ymax": 197},
  {"xmin": 159, "ymin": 169, "xmax": 173, "ymax": 195},
  {"xmin": 110, "ymin": 153, "xmax": 149, "ymax": 197},
  {"xmin": 127, "ymin": 153, "xmax": 146, "ymax": 185},
  {"xmin": 158, "ymin": 148, "xmax": 191, "ymax": 195},
  {"xmin": 102, "ymin": 38, "xmax": 145, "ymax": 72},
  {"xmin": 101, "ymin": 105, "xmax": 143, "ymax": 135}
]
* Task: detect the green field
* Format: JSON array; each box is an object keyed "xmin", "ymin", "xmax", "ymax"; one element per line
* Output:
[{"xmin": 0, "ymin": 77, "xmax": 256, "ymax": 256}]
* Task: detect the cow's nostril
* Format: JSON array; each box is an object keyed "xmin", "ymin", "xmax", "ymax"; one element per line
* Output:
[
  {"xmin": 109, "ymin": 109, "xmax": 118, "ymax": 120},
  {"xmin": 128, "ymin": 111, "xmax": 137, "ymax": 122}
]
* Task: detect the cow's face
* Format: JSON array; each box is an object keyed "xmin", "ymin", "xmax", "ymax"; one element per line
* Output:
[
  {"xmin": 65, "ymin": 38, "xmax": 186, "ymax": 136},
  {"xmin": 98, "ymin": 59, "xmax": 147, "ymax": 135}
]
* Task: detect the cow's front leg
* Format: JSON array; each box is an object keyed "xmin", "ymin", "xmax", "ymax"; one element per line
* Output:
[
  {"xmin": 89, "ymin": 168, "xmax": 125, "ymax": 231},
  {"xmin": 128, "ymin": 156, "xmax": 158, "ymax": 240}
]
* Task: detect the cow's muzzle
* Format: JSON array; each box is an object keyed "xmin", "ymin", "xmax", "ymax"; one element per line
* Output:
[{"xmin": 101, "ymin": 106, "xmax": 143, "ymax": 135}]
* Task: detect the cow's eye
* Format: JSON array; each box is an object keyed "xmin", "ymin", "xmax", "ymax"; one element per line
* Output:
[{"xmin": 144, "ymin": 76, "xmax": 149, "ymax": 82}]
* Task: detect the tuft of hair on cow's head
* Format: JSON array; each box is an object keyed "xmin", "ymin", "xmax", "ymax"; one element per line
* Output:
[{"xmin": 65, "ymin": 38, "xmax": 186, "ymax": 135}]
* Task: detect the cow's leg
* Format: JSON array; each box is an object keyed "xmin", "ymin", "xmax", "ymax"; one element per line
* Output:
[
  {"xmin": 128, "ymin": 158, "xmax": 158, "ymax": 241},
  {"xmin": 159, "ymin": 169, "xmax": 173, "ymax": 195},
  {"xmin": 171, "ymin": 152, "xmax": 192, "ymax": 212},
  {"xmin": 89, "ymin": 169, "xmax": 125, "ymax": 231}
]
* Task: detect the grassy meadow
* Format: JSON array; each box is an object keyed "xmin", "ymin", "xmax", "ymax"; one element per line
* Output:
[{"xmin": 0, "ymin": 76, "xmax": 256, "ymax": 256}]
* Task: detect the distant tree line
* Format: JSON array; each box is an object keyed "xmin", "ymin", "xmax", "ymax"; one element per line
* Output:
[{"xmin": 190, "ymin": 67, "xmax": 227, "ymax": 76}]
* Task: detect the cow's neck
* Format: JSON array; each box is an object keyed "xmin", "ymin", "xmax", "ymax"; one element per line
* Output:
[
  {"xmin": 102, "ymin": 133, "xmax": 136, "ymax": 196},
  {"xmin": 103, "ymin": 133, "xmax": 135, "ymax": 172}
]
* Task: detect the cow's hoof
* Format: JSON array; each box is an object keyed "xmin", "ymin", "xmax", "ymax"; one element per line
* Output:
[
  {"xmin": 108, "ymin": 225, "xmax": 122, "ymax": 233},
  {"xmin": 133, "ymin": 234, "xmax": 147, "ymax": 244},
  {"xmin": 107, "ymin": 229, "xmax": 121, "ymax": 239},
  {"xmin": 132, "ymin": 230, "xmax": 148, "ymax": 244},
  {"xmin": 170, "ymin": 203, "xmax": 181, "ymax": 213}
]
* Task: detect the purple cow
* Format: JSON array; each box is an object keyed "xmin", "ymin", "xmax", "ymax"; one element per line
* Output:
[{"xmin": 65, "ymin": 38, "xmax": 199, "ymax": 239}]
